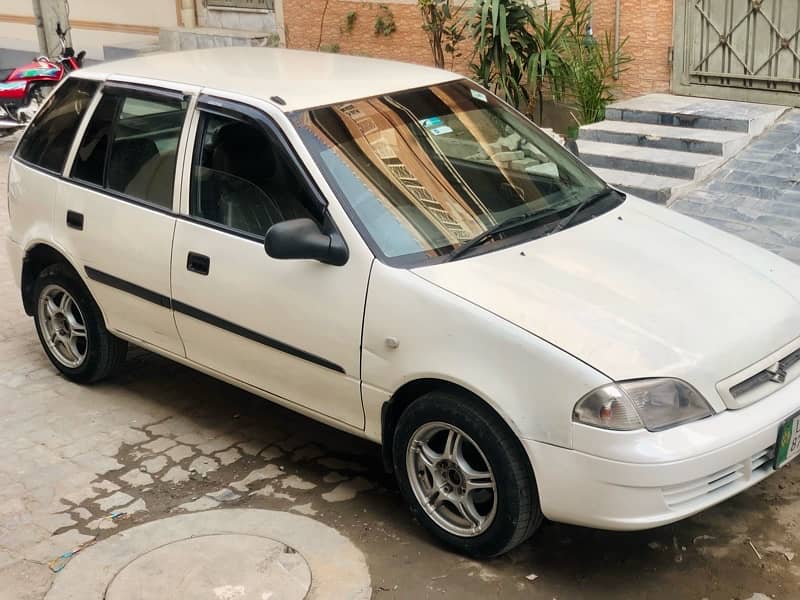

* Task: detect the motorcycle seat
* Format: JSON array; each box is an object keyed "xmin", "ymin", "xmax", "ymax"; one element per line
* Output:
[{"xmin": 0, "ymin": 69, "xmax": 14, "ymax": 82}]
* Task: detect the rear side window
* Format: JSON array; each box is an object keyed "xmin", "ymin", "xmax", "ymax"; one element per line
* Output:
[
  {"xmin": 16, "ymin": 78, "xmax": 98, "ymax": 174},
  {"xmin": 71, "ymin": 91, "xmax": 187, "ymax": 210}
]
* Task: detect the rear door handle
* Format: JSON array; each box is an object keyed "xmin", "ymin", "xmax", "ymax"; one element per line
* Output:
[
  {"xmin": 186, "ymin": 252, "xmax": 210, "ymax": 275},
  {"xmin": 66, "ymin": 210, "xmax": 84, "ymax": 230}
]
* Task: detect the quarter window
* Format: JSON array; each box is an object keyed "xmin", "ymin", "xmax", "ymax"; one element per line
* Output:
[
  {"xmin": 71, "ymin": 90, "xmax": 187, "ymax": 210},
  {"xmin": 16, "ymin": 78, "xmax": 98, "ymax": 174},
  {"xmin": 189, "ymin": 112, "xmax": 317, "ymax": 238}
]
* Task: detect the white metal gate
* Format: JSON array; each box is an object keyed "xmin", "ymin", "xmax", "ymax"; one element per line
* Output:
[{"xmin": 673, "ymin": 0, "xmax": 800, "ymax": 106}]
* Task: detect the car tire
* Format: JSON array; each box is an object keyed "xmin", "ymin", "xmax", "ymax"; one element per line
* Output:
[
  {"xmin": 32, "ymin": 264, "xmax": 127, "ymax": 383},
  {"xmin": 393, "ymin": 390, "xmax": 543, "ymax": 558}
]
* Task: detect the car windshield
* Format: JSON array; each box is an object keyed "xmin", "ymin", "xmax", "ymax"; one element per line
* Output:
[{"xmin": 291, "ymin": 80, "xmax": 622, "ymax": 267}]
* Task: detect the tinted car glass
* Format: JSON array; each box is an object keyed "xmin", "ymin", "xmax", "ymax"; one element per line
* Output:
[
  {"xmin": 16, "ymin": 78, "xmax": 98, "ymax": 173},
  {"xmin": 190, "ymin": 112, "xmax": 315, "ymax": 237},
  {"xmin": 71, "ymin": 94, "xmax": 120, "ymax": 186},
  {"xmin": 108, "ymin": 96, "xmax": 186, "ymax": 209},
  {"xmin": 292, "ymin": 81, "xmax": 618, "ymax": 267},
  {"xmin": 71, "ymin": 92, "xmax": 186, "ymax": 209}
]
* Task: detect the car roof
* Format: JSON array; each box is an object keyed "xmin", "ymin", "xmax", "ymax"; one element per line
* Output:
[{"xmin": 82, "ymin": 47, "xmax": 463, "ymax": 112}]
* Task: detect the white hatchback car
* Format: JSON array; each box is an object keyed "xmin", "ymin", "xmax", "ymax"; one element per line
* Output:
[{"xmin": 6, "ymin": 48, "xmax": 800, "ymax": 557}]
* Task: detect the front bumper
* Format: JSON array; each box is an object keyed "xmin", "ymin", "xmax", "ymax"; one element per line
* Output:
[{"xmin": 524, "ymin": 374, "xmax": 800, "ymax": 530}]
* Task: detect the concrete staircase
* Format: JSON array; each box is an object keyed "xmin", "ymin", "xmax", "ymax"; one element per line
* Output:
[{"xmin": 577, "ymin": 94, "xmax": 788, "ymax": 204}]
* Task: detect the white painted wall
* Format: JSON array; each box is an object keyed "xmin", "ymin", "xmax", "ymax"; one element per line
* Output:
[
  {"xmin": 0, "ymin": 0, "xmax": 177, "ymax": 60},
  {"xmin": 67, "ymin": 0, "xmax": 177, "ymax": 28}
]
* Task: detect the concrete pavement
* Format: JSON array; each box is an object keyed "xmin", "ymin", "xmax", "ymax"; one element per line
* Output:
[
  {"xmin": 0, "ymin": 129, "xmax": 799, "ymax": 599},
  {"xmin": 672, "ymin": 110, "xmax": 800, "ymax": 264}
]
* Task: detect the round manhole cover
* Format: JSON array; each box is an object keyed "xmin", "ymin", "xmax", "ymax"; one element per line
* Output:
[{"xmin": 105, "ymin": 534, "xmax": 311, "ymax": 600}]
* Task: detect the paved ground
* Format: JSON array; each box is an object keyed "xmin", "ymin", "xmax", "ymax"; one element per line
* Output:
[
  {"xmin": 672, "ymin": 109, "xmax": 800, "ymax": 263},
  {"xmin": 1, "ymin": 127, "xmax": 800, "ymax": 600}
]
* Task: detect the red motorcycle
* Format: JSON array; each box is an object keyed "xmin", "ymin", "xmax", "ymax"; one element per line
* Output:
[{"xmin": 0, "ymin": 23, "xmax": 85, "ymax": 133}]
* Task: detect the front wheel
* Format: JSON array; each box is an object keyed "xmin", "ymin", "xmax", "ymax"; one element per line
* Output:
[{"xmin": 393, "ymin": 391, "xmax": 543, "ymax": 558}]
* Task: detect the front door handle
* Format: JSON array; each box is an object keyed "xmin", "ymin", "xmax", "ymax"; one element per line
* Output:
[
  {"xmin": 66, "ymin": 210, "xmax": 84, "ymax": 230},
  {"xmin": 186, "ymin": 252, "xmax": 210, "ymax": 275}
]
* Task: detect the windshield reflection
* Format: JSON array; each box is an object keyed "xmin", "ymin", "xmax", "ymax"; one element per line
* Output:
[{"xmin": 292, "ymin": 81, "xmax": 613, "ymax": 266}]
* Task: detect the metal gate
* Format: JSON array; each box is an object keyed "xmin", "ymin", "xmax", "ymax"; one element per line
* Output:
[{"xmin": 673, "ymin": 0, "xmax": 800, "ymax": 106}]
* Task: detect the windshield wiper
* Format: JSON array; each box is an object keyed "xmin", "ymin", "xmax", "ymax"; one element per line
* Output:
[
  {"xmin": 446, "ymin": 210, "xmax": 561, "ymax": 262},
  {"xmin": 548, "ymin": 187, "xmax": 622, "ymax": 236}
]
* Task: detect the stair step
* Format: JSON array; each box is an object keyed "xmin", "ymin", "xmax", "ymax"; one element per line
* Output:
[
  {"xmin": 576, "ymin": 140, "xmax": 724, "ymax": 180},
  {"xmin": 605, "ymin": 93, "xmax": 787, "ymax": 134},
  {"xmin": 579, "ymin": 121, "xmax": 750, "ymax": 156},
  {"xmin": 590, "ymin": 167, "xmax": 693, "ymax": 204}
]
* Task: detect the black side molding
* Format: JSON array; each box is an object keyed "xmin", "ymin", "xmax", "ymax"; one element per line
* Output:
[
  {"xmin": 83, "ymin": 266, "xmax": 345, "ymax": 374},
  {"xmin": 171, "ymin": 300, "xmax": 345, "ymax": 374},
  {"xmin": 85, "ymin": 267, "xmax": 171, "ymax": 308}
]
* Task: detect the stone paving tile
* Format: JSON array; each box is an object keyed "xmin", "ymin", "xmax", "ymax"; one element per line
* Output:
[
  {"xmin": 214, "ymin": 447, "xmax": 242, "ymax": 466},
  {"xmin": 139, "ymin": 456, "xmax": 168, "ymax": 474},
  {"xmin": 177, "ymin": 496, "xmax": 220, "ymax": 512},
  {"xmin": 164, "ymin": 444, "xmax": 194, "ymax": 463},
  {"xmin": 160, "ymin": 466, "xmax": 190, "ymax": 484},
  {"xmin": 671, "ymin": 109, "xmax": 800, "ymax": 264},
  {"xmin": 95, "ymin": 492, "xmax": 134, "ymax": 512}
]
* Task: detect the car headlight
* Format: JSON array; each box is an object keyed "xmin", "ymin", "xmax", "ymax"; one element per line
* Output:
[{"xmin": 572, "ymin": 378, "xmax": 713, "ymax": 432}]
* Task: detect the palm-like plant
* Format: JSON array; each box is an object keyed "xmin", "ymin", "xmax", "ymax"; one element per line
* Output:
[
  {"xmin": 469, "ymin": 0, "xmax": 631, "ymax": 126},
  {"xmin": 469, "ymin": 0, "xmax": 535, "ymax": 108},
  {"xmin": 526, "ymin": 4, "xmax": 572, "ymax": 124}
]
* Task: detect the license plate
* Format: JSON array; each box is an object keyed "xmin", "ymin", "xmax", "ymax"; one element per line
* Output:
[{"xmin": 775, "ymin": 412, "xmax": 800, "ymax": 469}]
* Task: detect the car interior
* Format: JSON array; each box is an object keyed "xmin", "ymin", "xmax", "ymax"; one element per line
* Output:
[{"xmin": 192, "ymin": 115, "xmax": 316, "ymax": 237}]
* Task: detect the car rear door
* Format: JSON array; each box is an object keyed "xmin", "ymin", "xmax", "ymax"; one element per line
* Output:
[
  {"xmin": 170, "ymin": 95, "xmax": 370, "ymax": 428},
  {"xmin": 55, "ymin": 82, "xmax": 194, "ymax": 356}
]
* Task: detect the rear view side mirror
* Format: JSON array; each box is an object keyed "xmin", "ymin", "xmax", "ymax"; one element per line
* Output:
[{"xmin": 265, "ymin": 218, "xmax": 348, "ymax": 266}]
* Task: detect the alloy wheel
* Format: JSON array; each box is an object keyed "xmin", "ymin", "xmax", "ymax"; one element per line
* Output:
[
  {"xmin": 406, "ymin": 422, "xmax": 498, "ymax": 537},
  {"xmin": 37, "ymin": 284, "xmax": 88, "ymax": 368}
]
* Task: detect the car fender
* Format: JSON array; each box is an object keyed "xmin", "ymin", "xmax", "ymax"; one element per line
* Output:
[{"xmin": 361, "ymin": 260, "xmax": 610, "ymax": 448}]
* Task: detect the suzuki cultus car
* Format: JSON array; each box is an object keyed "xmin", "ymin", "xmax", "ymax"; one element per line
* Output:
[{"xmin": 7, "ymin": 48, "xmax": 800, "ymax": 557}]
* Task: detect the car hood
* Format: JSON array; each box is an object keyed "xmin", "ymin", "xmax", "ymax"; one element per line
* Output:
[{"xmin": 413, "ymin": 198, "xmax": 800, "ymax": 409}]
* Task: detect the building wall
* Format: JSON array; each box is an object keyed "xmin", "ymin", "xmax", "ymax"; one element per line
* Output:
[
  {"xmin": 0, "ymin": 0, "xmax": 178, "ymax": 63},
  {"xmin": 592, "ymin": 0, "xmax": 674, "ymax": 97},
  {"xmin": 282, "ymin": 1, "xmax": 439, "ymax": 67},
  {"xmin": 281, "ymin": 0, "xmax": 675, "ymax": 99},
  {"xmin": 0, "ymin": 0, "xmax": 676, "ymax": 97}
]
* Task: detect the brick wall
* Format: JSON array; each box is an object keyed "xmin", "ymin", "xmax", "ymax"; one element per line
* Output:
[
  {"xmin": 591, "ymin": 0, "xmax": 674, "ymax": 97},
  {"xmin": 281, "ymin": 0, "xmax": 674, "ymax": 99}
]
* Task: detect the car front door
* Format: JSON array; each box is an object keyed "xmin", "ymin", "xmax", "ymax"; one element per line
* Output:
[
  {"xmin": 170, "ymin": 96, "xmax": 370, "ymax": 428},
  {"xmin": 55, "ymin": 82, "xmax": 193, "ymax": 356}
]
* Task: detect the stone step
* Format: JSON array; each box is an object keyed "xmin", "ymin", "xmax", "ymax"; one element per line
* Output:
[
  {"xmin": 579, "ymin": 120, "xmax": 750, "ymax": 157},
  {"xmin": 605, "ymin": 93, "xmax": 788, "ymax": 134},
  {"xmin": 590, "ymin": 167, "xmax": 694, "ymax": 204},
  {"xmin": 576, "ymin": 140, "xmax": 724, "ymax": 180}
]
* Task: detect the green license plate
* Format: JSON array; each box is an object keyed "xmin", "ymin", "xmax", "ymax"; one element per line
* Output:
[{"xmin": 775, "ymin": 412, "xmax": 800, "ymax": 469}]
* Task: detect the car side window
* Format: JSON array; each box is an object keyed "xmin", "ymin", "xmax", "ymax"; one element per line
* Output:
[
  {"xmin": 189, "ymin": 112, "xmax": 317, "ymax": 238},
  {"xmin": 16, "ymin": 78, "xmax": 98, "ymax": 174},
  {"xmin": 71, "ymin": 91, "xmax": 187, "ymax": 210}
]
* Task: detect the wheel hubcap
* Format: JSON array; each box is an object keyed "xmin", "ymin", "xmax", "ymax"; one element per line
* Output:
[
  {"xmin": 37, "ymin": 285, "xmax": 88, "ymax": 368},
  {"xmin": 406, "ymin": 422, "xmax": 497, "ymax": 538}
]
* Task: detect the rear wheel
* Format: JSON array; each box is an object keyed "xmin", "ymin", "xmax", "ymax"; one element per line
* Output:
[
  {"xmin": 393, "ymin": 391, "xmax": 543, "ymax": 557},
  {"xmin": 33, "ymin": 264, "xmax": 127, "ymax": 383}
]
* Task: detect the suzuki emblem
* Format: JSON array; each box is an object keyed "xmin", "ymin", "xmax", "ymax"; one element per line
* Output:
[{"xmin": 767, "ymin": 361, "xmax": 788, "ymax": 384}]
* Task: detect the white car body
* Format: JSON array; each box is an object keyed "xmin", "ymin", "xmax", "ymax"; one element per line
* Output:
[{"xmin": 6, "ymin": 48, "xmax": 800, "ymax": 534}]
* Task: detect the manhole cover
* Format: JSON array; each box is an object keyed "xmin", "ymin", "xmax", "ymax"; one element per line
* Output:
[{"xmin": 105, "ymin": 534, "xmax": 311, "ymax": 600}]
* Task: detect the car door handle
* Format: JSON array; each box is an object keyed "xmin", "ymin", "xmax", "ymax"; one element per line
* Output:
[
  {"xmin": 186, "ymin": 252, "xmax": 210, "ymax": 275},
  {"xmin": 66, "ymin": 210, "xmax": 84, "ymax": 230}
]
